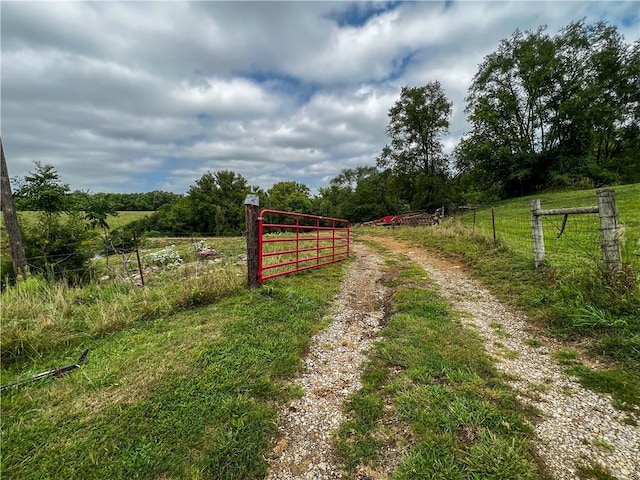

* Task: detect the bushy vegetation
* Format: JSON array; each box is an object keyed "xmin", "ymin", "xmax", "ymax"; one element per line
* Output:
[{"xmin": 15, "ymin": 190, "xmax": 181, "ymax": 212}]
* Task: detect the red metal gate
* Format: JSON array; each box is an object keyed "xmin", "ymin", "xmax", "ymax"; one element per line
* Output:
[{"xmin": 258, "ymin": 210, "xmax": 350, "ymax": 284}]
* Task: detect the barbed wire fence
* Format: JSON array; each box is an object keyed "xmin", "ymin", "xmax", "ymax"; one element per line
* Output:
[
  {"xmin": 16, "ymin": 232, "xmax": 249, "ymax": 287},
  {"xmin": 454, "ymin": 188, "xmax": 637, "ymax": 278}
]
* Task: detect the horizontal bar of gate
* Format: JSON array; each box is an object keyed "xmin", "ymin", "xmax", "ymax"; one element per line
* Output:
[{"xmin": 258, "ymin": 209, "xmax": 350, "ymax": 284}]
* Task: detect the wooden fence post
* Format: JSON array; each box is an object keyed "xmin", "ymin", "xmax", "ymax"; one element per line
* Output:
[
  {"xmin": 596, "ymin": 188, "xmax": 622, "ymax": 276},
  {"xmin": 245, "ymin": 194, "xmax": 260, "ymax": 289},
  {"xmin": 132, "ymin": 231, "xmax": 145, "ymax": 287},
  {"xmin": 530, "ymin": 199, "xmax": 545, "ymax": 268},
  {"xmin": 133, "ymin": 230, "xmax": 144, "ymax": 287},
  {"xmin": 0, "ymin": 137, "xmax": 28, "ymax": 280}
]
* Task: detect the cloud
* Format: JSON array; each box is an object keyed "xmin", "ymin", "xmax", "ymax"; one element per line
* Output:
[{"xmin": 1, "ymin": 1, "xmax": 637, "ymax": 194}]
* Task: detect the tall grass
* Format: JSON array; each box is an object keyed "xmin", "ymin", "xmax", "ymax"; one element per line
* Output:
[
  {"xmin": 1, "ymin": 262, "xmax": 344, "ymax": 480},
  {"xmin": 1, "ymin": 267, "xmax": 243, "ymax": 364}
]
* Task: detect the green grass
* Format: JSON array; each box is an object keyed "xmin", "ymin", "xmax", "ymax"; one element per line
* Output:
[
  {"xmin": 576, "ymin": 462, "xmax": 619, "ymax": 480},
  {"xmin": 105, "ymin": 211, "xmax": 153, "ymax": 230},
  {"xmin": 1, "ymin": 237, "xmax": 252, "ymax": 364},
  {"xmin": 336, "ymin": 247, "xmax": 547, "ymax": 479},
  {"xmin": 1, "ymin": 263, "xmax": 344, "ymax": 479},
  {"xmin": 361, "ymin": 185, "xmax": 640, "ymax": 409},
  {"xmin": 458, "ymin": 183, "xmax": 640, "ymax": 272}
]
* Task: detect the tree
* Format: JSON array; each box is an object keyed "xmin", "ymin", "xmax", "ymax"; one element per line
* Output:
[
  {"xmin": 15, "ymin": 162, "xmax": 71, "ymax": 215},
  {"xmin": 14, "ymin": 162, "xmax": 91, "ymax": 282},
  {"xmin": 0, "ymin": 137, "xmax": 27, "ymax": 279},
  {"xmin": 378, "ymin": 82, "xmax": 452, "ymax": 176},
  {"xmin": 267, "ymin": 181, "xmax": 312, "ymax": 213},
  {"xmin": 317, "ymin": 167, "xmax": 406, "ymax": 222},
  {"xmin": 377, "ymin": 82, "xmax": 453, "ymax": 211},
  {"xmin": 460, "ymin": 20, "xmax": 638, "ymax": 196},
  {"xmin": 187, "ymin": 170, "xmax": 255, "ymax": 236}
]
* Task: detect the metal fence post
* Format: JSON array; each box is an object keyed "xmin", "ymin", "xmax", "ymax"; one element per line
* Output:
[
  {"xmin": 132, "ymin": 231, "xmax": 145, "ymax": 287},
  {"xmin": 245, "ymin": 194, "xmax": 260, "ymax": 288},
  {"xmin": 530, "ymin": 200, "xmax": 545, "ymax": 268},
  {"xmin": 491, "ymin": 207, "xmax": 496, "ymax": 243},
  {"xmin": 596, "ymin": 188, "xmax": 622, "ymax": 276}
]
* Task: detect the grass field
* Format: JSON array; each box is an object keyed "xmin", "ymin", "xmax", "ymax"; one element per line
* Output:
[
  {"xmin": 1, "ymin": 258, "xmax": 344, "ymax": 479},
  {"xmin": 457, "ymin": 184, "xmax": 640, "ymax": 272},
  {"xmin": 1, "ymin": 238, "xmax": 549, "ymax": 479},
  {"xmin": 104, "ymin": 211, "xmax": 153, "ymax": 230},
  {"xmin": 2, "ymin": 210, "xmax": 152, "ymax": 231},
  {"xmin": 1, "ymin": 186, "xmax": 637, "ymax": 478}
]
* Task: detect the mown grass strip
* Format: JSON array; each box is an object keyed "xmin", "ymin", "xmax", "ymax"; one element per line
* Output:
[
  {"xmin": 1, "ymin": 263, "xmax": 344, "ymax": 479},
  {"xmin": 337, "ymin": 246, "xmax": 548, "ymax": 479}
]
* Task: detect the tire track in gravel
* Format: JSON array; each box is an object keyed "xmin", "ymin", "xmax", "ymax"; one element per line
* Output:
[
  {"xmin": 368, "ymin": 235, "xmax": 640, "ymax": 480},
  {"xmin": 265, "ymin": 243, "xmax": 390, "ymax": 480}
]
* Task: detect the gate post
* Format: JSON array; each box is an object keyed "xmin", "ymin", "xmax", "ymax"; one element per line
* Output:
[
  {"xmin": 596, "ymin": 188, "xmax": 622, "ymax": 276},
  {"xmin": 244, "ymin": 194, "xmax": 260, "ymax": 288},
  {"xmin": 530, "ymin": 199, "xmax": 545, "ymax": 268}
]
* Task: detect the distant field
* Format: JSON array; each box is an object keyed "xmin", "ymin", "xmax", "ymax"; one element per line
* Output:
[
  {"xmin": 104, "ymin": 211, "xmax": 152, "ymax": 230},
  {"xmin": 2, "ymin": 211, "xmax": 152, "ymax": 231}
]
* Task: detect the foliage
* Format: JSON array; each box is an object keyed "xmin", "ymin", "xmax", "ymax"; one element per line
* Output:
[
  {"xmin": 19, "ymin": 190, "xmax": 182, "ymax": 212},
  {"xmin": 121, "ymin": 170, "xmax": 263, "ymax": 237},
  {"xmin": 14, "ymin": 163, "xmax": 93, "ymax": 282},
  {"xmin": 83, "ymin": 195, "xmax": 119, "ymax": 230},
  {"xmin": 267, "ymin": 181, "xmax": 312, "ymax": 213},
  {"xmin": 187, "ymin": 170, "xmax": 255, "ymax": 236},
  {"xmin": 14, "ymin": 162, "xmax": 71, "ymax": 216},
  {"xmin": 459, "ymin": 20, "xmax": 640, "ymax": 197},
  {"xmin": 1, "ymin": 254, "xmax": 16, "ymax": 291},
  {"xmin": 20, "ymin": 212, "xmax": 93, "ymax": 282},
  {"xmin": 378, "ymin": 81, "xmax": 452, "ymax": 176},
  {"xmin": 192, "ymin": 240, "xmax": 211, "ymax": 252},
  {"xmin": 377, "ymin": 81, "xmax": 453, "ymax": 211}
]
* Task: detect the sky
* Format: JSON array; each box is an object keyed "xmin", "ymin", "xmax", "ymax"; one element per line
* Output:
[{"xmin": 1, "ymin": 1, "xmax": 638, "ymax": 195}]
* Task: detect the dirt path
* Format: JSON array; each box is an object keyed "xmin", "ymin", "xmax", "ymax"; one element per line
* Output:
[
  {"xmin": 265, "ymin": 243, "xmax": 390, "ymax": 479},
  {"xmin": 265, "ymin": 236, "xmax": 639, "ymax": 479},
  {"xmin": 368, "ymin": 236, "xmax": 640, "ymax": 480}
]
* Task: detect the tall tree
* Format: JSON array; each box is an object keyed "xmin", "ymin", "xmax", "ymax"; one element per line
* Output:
[
  {"xmin": 378, "ymin": 81, "xmax": 452, "ymax": 176},
  {"xmin": 377, "ymin": 82, "xmax": 453, "ymax": 211}
]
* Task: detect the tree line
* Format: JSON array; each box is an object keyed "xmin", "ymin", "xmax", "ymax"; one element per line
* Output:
[{"xmin": 14, "ymin": 189, "xmax": 181, "ymax": 212}]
